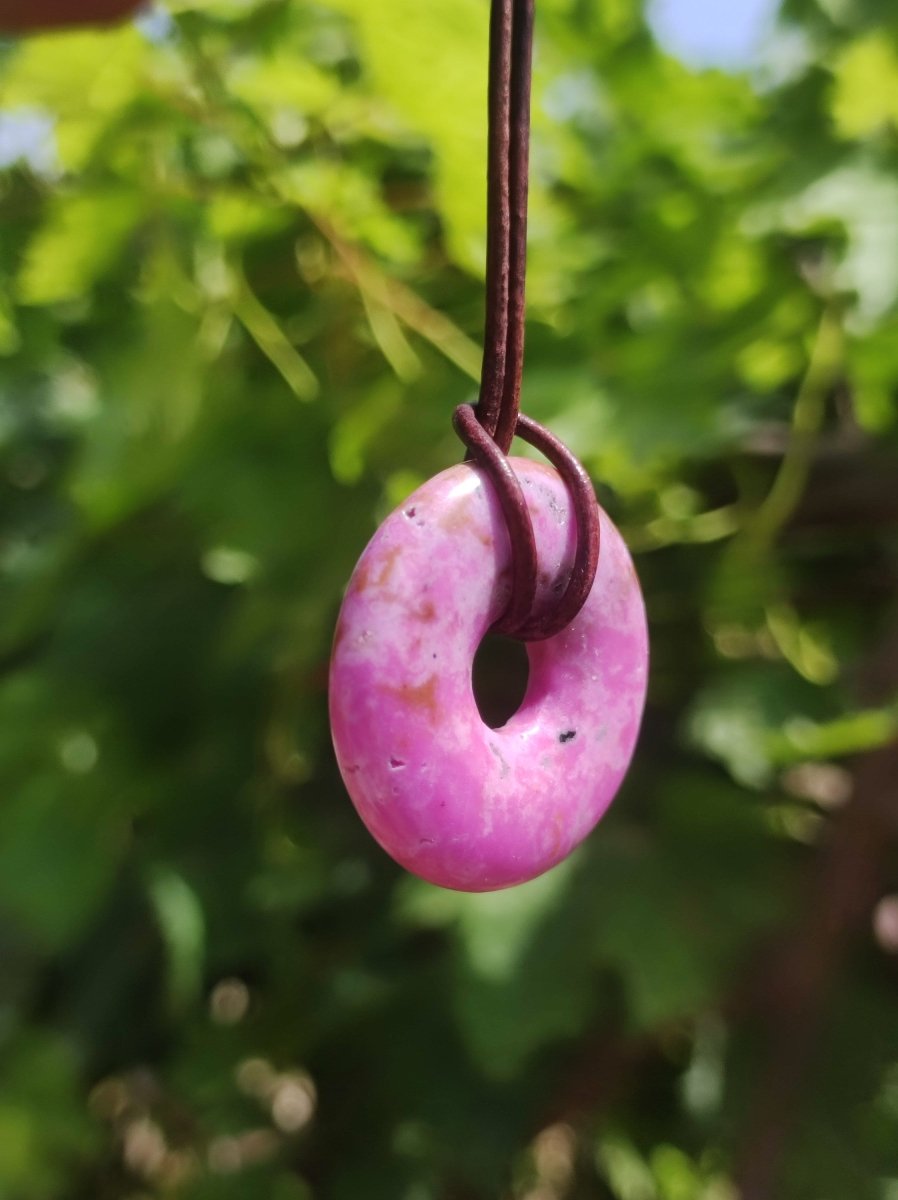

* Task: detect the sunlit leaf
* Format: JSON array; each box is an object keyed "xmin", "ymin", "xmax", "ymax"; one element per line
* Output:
[{"xmin": 18, "ymin": 190, "xmax": 143, "ymax": 306}]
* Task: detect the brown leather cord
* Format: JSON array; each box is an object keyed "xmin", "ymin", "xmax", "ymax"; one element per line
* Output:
[
  {"xmin": 474, "ymin": 0, "xmax": 513, "ymax": 441},
  {"xmin": 511, "ymin": 412, "xmax": 601, "ymax": 639},
  {"xmin": 493, "ymin": 0, "xmax": 533, "ymax": 455},
  {"xmin": 454, "ymin": 404, "xmax": 601, "ymax": 641},
  {"xmin": 458, "ymin": 0, "xmax": 601, "ymax": 641},
  {"xmin": 453, "ymin": 403, "xmax": 537, "ymax": 634}
]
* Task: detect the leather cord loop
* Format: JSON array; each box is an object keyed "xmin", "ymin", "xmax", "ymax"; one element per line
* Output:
[
  {"xmin": 452, "ymin": 404, "xmax": 537, "ymax": 636},
  {"xmin": 454, "ymin": 404, "xmax": 601, "ymax": 642}
]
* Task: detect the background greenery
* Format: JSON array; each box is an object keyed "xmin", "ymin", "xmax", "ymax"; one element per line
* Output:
[{"xmin": 1, "ymin": 0, "xmax": 897, "ymax": 1196}]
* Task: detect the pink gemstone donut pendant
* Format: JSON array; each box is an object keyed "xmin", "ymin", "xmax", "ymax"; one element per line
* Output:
[{"xmin": 329, "ymin": 459, "xmax": 648, "ymax": 892}]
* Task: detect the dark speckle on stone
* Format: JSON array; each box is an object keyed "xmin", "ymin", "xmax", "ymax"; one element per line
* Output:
[
  {"xmin": 559, "ymin": 730, "xmax": 576, "ymax": 744},
  {"xmin": 389, "ymin": 756, "xmax": 406, "ymax": 769}
]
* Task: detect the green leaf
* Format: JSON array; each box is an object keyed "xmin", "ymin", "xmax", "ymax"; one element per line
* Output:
[
  {"xmin": 0, "ymin": 1033, "xmax": 96, "ymax": 1198},
  {"xmin": 326, "ymin": 0, "xmax": 489, "ymax": 271},
  {"xmin": 0, "ymin": 774, "xmax": 126, "ymax": 953},
  {"xmin": 1, "ymin": 27, "xmax": 146, "ymax": 170},
  {"xmin": 147, "ymin": 867, "xmax": 206, "ymax": 1013},
  {"xmin": 18, "ymin": 190, "xmax": 143, "ymax": 306},
  {"xmin": 831, "ymin": 33, "xmax": 898, "ymax": 140}
]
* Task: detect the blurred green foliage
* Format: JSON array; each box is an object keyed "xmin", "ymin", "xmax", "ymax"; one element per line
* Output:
[{"xmin": 0, "ymin": 1, "xmax": 897, "ymax": 1197}]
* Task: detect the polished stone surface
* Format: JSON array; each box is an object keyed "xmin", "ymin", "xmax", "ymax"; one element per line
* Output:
[{"xmin": 329, "ymin": 459, "xmax": 649, "ymax": 891}]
